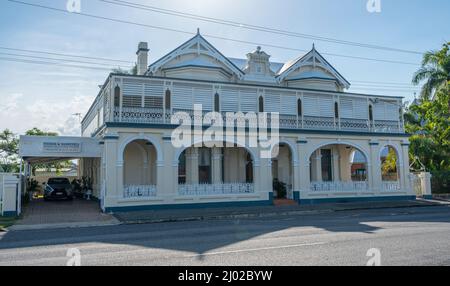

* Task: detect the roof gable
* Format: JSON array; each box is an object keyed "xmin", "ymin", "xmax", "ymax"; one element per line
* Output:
[
  {"xmin": 148, "ymin": 33, "xmax": 244, "ymax": 79},
  {"xmin": 276, "ymin": 46, "xmax": 351, "ymax": 89}
]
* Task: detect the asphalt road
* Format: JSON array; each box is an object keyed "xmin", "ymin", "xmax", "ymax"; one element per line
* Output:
[{"xmin": 1, "ymin": 205, "xmax": 450, "ymax": 266}]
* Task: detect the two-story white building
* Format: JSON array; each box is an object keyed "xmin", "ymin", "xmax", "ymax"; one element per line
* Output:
[{"xmin": 72, "ymin": 32, "xmax": 415, "ymax": 212}]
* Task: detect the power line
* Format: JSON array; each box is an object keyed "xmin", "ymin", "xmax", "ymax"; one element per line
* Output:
[
  {"xmin": 0, "ymin": 52, "xmax": 133, "ymax": 68},
  {"xmin": 0, "ymin": 46, "xmax": 133, "ymax": 64},
  {"xmin": 99, "ymin": 0, "xmax": 424, "ymax": 55},
  {"xmin": 0, "ymin": 56, "xmax": 114, "ymax": 71},
  {"xmin": 7, "ymin": 0, "xmax": 420, "ymax": 67}
]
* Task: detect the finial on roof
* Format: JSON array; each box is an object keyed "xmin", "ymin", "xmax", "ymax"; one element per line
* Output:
[
  {"xmin": 256, "ymin": 46, "xmax": 261, "ymax": 52},
  {"xmin": 197, "ymin": 28, "xmax": 200, "ymax": 35},
  {"xmin": 312, "ymin": 43, "xmax": 315, "ymax": 50}
]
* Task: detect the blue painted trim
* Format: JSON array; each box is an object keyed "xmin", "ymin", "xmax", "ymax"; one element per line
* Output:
[
  {"xmin": 299, "ymin": 195, "xmax": 417, "ymax": 205},
  {"xmin": 293, "ymin": 191, "xmax": 300, "ymax": 201},
  {"xmin": 1, "ymin": 211, "xmax": 18, "ymax": 217},
  {"xmin": 401, "ymin": 143, "xmax": 410, "ymax": 146},
  {"xmin": 369, "ymin": 143, "xmax": 379, "ymax": 146},
  {"xmin": 297, "ymin": 140, "xmax": 308, "ymax": 144},
  {"xmin": 103, "ymin": 136, "xmax": 119, "ymax": 140},
  {"xmin": 104, "ymin": 122, "xmax": 410, "ymax": 138},
  {"xmin": 106, "ymin": 198, "xmax": 274, "ymax": 213},
  {"xmin": 423, "ymin": 195, "xmax": 433, "ymax": 200},
  {"xmin": 162, "ymin": 137, "xmax": 173, "ymax": 141}
]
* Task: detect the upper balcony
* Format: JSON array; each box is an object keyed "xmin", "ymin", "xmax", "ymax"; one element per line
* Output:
[{"xmin": 81, "ymin": 75, "xmax": 406, "ymax": 137}]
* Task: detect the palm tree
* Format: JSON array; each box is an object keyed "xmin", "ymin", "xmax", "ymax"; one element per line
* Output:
[{"xmin": 412, "ymin": 43, "xmax": 450, "ymax": 101}]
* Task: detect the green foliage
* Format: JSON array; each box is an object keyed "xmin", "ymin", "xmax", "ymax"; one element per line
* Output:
[
  {"xmin": 412, "ymin": 42, "xmax": 450, "ymax": 101},
  {"xmin": 0, "ymin": 129, "xmax": 19, "ymax": 172},
  {"xmin": 381, "ymin": 148, "xmax": 398, "ymax": 178},
  {"xmin": 112, "ymin": 64, "xmax": 138, "ymax": 75}
]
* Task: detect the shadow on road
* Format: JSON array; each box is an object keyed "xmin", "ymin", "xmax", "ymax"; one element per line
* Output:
[{"xmin": 0, "ymin": 205, "xmax": 449, "ymax": 256}]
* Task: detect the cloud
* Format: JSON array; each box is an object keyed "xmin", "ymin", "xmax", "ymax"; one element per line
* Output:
[{"xmin": 0, "ymin": 93, "xmax": 23, "ymax": 111}]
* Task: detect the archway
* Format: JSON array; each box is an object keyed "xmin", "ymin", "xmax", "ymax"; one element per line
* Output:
[
  {"xmin": 380, "ymin": 145, "xmax": 401, "ymax": 191},
  {"xmin": 271, "ymin": 143, "xmax": 294, "ymax": 199},
  {"xmin": 309, "ymin": 143, "xmax": 368, "ymax": 192},
  {"xmin": 177, "ymin": 144, "xmax": 255, "ymax": 196},
  {"xmin": 123, "ymin": 139, "xmax": 157, "ymax": 198}
]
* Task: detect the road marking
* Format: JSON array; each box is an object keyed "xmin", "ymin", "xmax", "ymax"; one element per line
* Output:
[{"xmin": 185, "ymin": 242, "xmax": 327, "ymax": 258}]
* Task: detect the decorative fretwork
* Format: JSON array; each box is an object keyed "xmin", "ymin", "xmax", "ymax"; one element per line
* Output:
[
  {"xmin": 178, "ymin": 183, "xmax": 255, "ymax": 196},
  {"xmin": 381, "ymin": 181, "xmax": 401, "ymax": 191},
  {"xmin": 124, "ymin": 185, "xmax": 157, "ymax": 198},
  {"xmin": 310, "ymin": 181, "xmax": 369, "ymax": 192}
]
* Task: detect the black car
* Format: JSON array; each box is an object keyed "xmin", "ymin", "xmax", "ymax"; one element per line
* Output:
[{"xmin": 44, "ymin": 178, "xmax": 74, "ymax": 201}]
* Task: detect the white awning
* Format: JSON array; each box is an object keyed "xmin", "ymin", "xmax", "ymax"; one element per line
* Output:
[{"xmin": 19, "ymin": 136, "xmax": 102, "ymax": 164}]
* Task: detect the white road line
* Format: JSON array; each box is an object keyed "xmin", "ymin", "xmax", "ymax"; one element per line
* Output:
[{"xmin": 185, "ymin": 242, "xmax": 327, "ymax": 258}]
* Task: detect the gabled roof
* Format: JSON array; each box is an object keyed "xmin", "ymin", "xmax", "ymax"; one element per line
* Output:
[
  {"xmin": 147, "ymin": 32, "xmax": 245, "ymax": 79},
  {"xmin": 276, "ymin": 46, "xmax": 351, "ymax": 89}
]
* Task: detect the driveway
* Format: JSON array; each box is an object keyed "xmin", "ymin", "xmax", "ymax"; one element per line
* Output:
[{"xmin": 10, "ymin": 199, "xmax": 119, "ymax": 231}]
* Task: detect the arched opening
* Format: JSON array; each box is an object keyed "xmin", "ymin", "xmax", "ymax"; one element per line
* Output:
[
  {"xmin": 297, "ymin": 99, "xmax": 302, "ymax": 117},
  {"xmin": 271, "ymin": 143, "xmax": 293, "ymax": 199},
  {"xmin": 309, "ymin": 144, "xmax": 368, "ymax": 192},
  {"xmin": 123, "ymin": 139, "xmax": 157, "ymax": 198},
  {"xmin": 380, "ymin": 145, "xmax": 400, "ymax": 190},
  {"xmin": 164, "ymin": 89, "xmax": 171, "ymax": 111},
  {"xmin": 114, "ymin": 85, "xmax": 120, "ymax": 107},
  {"xmin": 258, "ymin": 96, "xmax": 264, "ymax": 113},
  {"xmin": 214, "ymin": 93, "xmax": 220, "ymax": 112},
  {"xmin": 178, "ymin": 145, "xmax": 254, "ymax": 196}
]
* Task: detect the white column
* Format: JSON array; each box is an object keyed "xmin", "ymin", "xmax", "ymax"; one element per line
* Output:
[
  {"xmin": 186, "ymin": 148, "xmax": 199, "ymax": 184},
  {"xmin": 369, "ymin": 142, "xmax": 382, "ymax": 193},
  {"xmin": 314, "ymin": 150, "xmax": 322, "ymax": 182},
  {"xmin": 400, "ymin": 143, "xmax": 412, "ymax": 192},
  {"xmin": 297, "ymin": 143, "xmax": 310, "ymax": 192},
  {"xmin": 211, "ymin": 147, "xmax": 223, "ymax": 184},
  {"xmin": 332, "ymin": 147, "xmax": 340, "ymax": 181}
]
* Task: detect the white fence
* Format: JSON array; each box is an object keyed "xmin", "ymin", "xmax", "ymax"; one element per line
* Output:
[
  {"xmin": 124, "ymin": 185, "xmax": 157, "ymax": 198},
  {"xmin": 381, "ymin": 181, "xmax": 401, "ymax": 191},
  {"xmin": 310, "ymin": 181, "xmax": 369, "ymax": 192},
  {"xmin": 178, "ymin": 183, "xmax": 255, "ymax": 196},
  {"xmin": 0, "ymin": 173, "xmax": 21, "ymax": 216}
]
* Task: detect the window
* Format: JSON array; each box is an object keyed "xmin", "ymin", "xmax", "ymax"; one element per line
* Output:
[
  {"xmin": 246, "ymin": 152, "xmax": 254, "ymax": 183},
  {"xmin": 334, "ymin": 102, "xmax": 339, "ymax": 119},
  {"xmin": 178, "ymin": 151, "xmax": 186, "ymax": 184},
  {"xmin": 165, "ymin": 89, "xmax": 171, "ymax": 111},
  {"xmin": 369, "ymin": 105, "xmax": 374, "ymax": 121},
  {"xmin": 114, "ymin": 86, "xmax": 120, "ymax": 107},
  {"xmin": 297, "ymin": 99, "xmax": 302, "ymax": 116},
  {"xmin": 198, "ymin": 148, "xmax": 212, "ymax": 184},
  {"xmin": 214, "ymin": 93, "xmax": 220, "ymax": 112},
  {"xmin": 321, "ymin": 149, "xmax": 333, "ymax": 182},
  {"xmin": 258, "ymin": 96, "xmax": 264, "ymax": 113}
]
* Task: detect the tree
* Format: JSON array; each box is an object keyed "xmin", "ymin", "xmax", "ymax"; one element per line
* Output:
[
  {"xmin": 412, "ymin": 42, "xmax": 450, "ymax": 101},
  {"xmin": 112, "ymin": 63, "xmax": 138, "ymax": 75},
  {"xmin": 24, "ymin": 128, "xmax": 72, "ymax": 175},
  {"xmin": 0, "ymin": 129, "xmax": 19, "ymax": 172}
]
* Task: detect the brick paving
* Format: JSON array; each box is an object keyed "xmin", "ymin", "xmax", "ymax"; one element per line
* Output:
[{"xmin": 16, "ymin": 199, "xmax": 115, "ymax": 226}]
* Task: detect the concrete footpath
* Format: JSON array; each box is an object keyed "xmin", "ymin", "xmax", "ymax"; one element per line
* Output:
[{"xmin": 113, "ymin": 199, "xmax": 443, "ymax": 224}]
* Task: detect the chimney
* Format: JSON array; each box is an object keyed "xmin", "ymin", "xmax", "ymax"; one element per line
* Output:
[{"xmin": 136, "ymin": 42, "xmax": 149, "ymax": 76}]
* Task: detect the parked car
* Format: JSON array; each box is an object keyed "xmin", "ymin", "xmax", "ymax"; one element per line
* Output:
[{"xmin": 44, "ymin": 178, "xmax": 74, "ymax": 201}]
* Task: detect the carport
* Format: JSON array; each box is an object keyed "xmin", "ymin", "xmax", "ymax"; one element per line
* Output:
[{"xmin": 15, "ymin": 135, "xmax": 111, "ymax": 227}]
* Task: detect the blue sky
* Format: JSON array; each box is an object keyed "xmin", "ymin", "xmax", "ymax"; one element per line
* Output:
[{"xmin": 0, "ymin": 0, "xmax": 448, "ymax": 135}]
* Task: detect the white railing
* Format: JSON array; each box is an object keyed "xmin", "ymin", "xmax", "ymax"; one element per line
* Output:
[
  {"xmin": 112, "ymin": 106, "xmax": 403, "ymax": 133},
  {"xmin": 124, "ymin": 185, "xmax": 157, "ymax": 198},
  {"xmin": 310, "ymin": 181, "xmax": 369, "ymax": 192},
  {"xmin": 178, "ymin": 183, "xmax": 255, "ymax": 196},
  {"xmin": 381, "ymin": 181, "xmax": 401, "ymax": 191}
]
